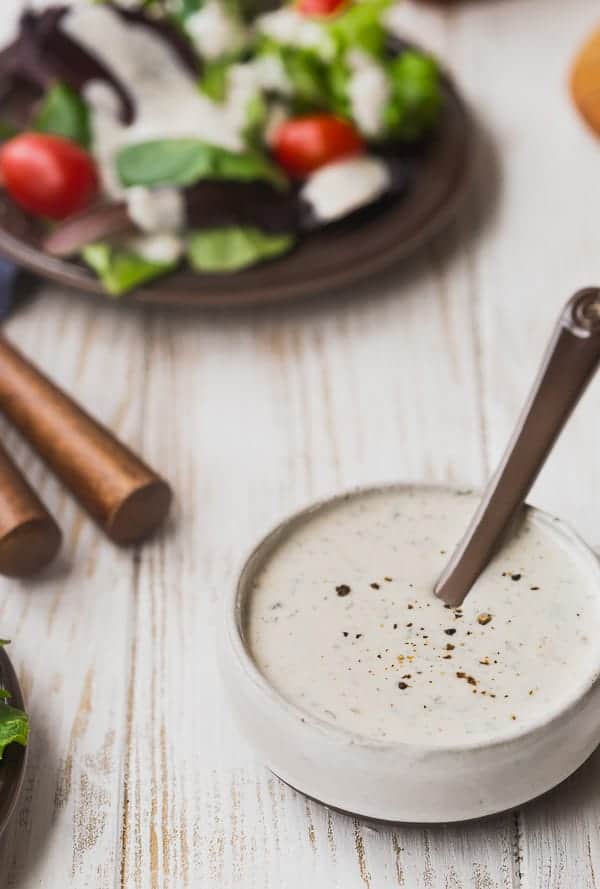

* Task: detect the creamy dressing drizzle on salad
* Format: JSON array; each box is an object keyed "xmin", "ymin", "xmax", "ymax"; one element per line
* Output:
[
  {"xmin": 1, "ymin": 1, "xmax": 443, "ymax": 290},
  {"xmin": 62, "ymin": 4, "xmax": 253, "ymax": 197},
  {"xmin": 56, "ymin": 5, "xmax": 391, "ymax": 228}
]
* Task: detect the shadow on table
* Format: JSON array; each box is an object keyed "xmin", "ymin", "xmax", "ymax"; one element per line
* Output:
[
  {"xmin": 0, "ymin": 713, "xmax": 57, "ymax": 886},
  {"xmin": 518, "ymin": 742, "xmax": 600, "ymax": 824}
]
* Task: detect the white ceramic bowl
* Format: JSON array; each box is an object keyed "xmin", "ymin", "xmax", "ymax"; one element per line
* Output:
[{"xmin": 220, "ymin": 484, "xmax": 600, "ymax": 823}]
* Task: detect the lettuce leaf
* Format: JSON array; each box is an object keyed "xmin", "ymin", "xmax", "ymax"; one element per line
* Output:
[
  {"xmin": 34, "ymin": 82, "xmax": 92, "ymax": 148},
  {"xmin": 187, "ymin": 226, "xmax": 294, "ymax": 272},
  {"xmin": 257, "ymin": 43, "xmax": 349, "ymax": 115},
  {"xmin": 0, "ymin": 640, "xmax": 28, "ymax": 760},
  {"xmin": 82, "ymin": 244, "xmax": 177, "ymax": 296},
  {"xmin": 0, "ymin": 702, "xmax": 29, "ymax": 759},
  {"xmin": 244, "ymin": 93, "xmax": 268, "ymax": 149},
  {"xmin": 199, "ymin": 57, "xmax": 235, "ymax": 102},
  {"xmin": 325, "ymin": 0, "xmax": 392, "ymax": 57},
  {"xmin": 383, "ymin": 51, "xmax": 442, "ymax": 141},
  {"xmin": 116, "ymin": 139, "xmax": 287, "ymax": 190},
  {"xmin": 275, "ymin": 45, "xmax": 331, "ymax": 108}
]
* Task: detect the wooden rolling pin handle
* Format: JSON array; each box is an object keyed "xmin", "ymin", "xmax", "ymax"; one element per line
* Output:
[
  {"xmin": 0, "ymin": 336, "xmax": 172, "ymax": 546},
  {"xmin": 0, "ymin": 441, "xmax": 61, "ymax": 577}
]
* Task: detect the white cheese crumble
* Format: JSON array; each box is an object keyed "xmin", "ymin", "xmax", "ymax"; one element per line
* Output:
[
  {"xmin": 301, "ymin": 156, "xmax": 390, "ymax": 222},
  {"xmin": 185, "ymin": 0, "xmax": 247, "ymax": 61},
  {"xmin": 126, "ymin": 187, "xmax": 186, "ymax": 234},
  {"xmin": 127, "ymin": 233, "xmax": 184, "ymax": 264},
  {"xmin": 252, "ymin": 54, "xmax": 293, "ymax": 95},
  {"xmin": 346, "ymin": 50, "xmax": 391, "ymax": 138},
  {"xmin": 255, "ymin": 7, "xmax": 335, "ymax": 59}
]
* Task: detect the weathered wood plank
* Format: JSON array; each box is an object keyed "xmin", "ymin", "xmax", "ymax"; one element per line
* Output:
[{"xmin": 466, "ymin": 1, "xmax": 600, "ymax": 887}]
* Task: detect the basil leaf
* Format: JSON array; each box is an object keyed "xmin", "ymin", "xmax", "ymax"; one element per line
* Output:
[
  {"xmin": 0, "ymin": 701, "xmax": 29, "ymax": 760},
  {"xmin": 82, "ymin": 244, "xmax": 176, "ymax": 296},
  {"xmin": 116, "ymin": 139, "xmax": 287, "ymax": 190},
  {"xmin": 383, "ymin": 51, "xmax": 442, "ymax": 141},
  {"xmin": 187, "ymin": 226, "xmax": 294, "ymax": 272},
  {"xmin": 33, "ymin": 82, "xmax": 92, "ymax": 149}
]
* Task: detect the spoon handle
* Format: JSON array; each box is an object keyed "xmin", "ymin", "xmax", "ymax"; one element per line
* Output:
[
  {"xmin": 436, "ymin": 287, "xmax": 600, "ymax": 606},
  {"xmin": 0, "ymin": 440, "xmax": 61, "ymax": 577},
  {"xmin": 0, "ymin": 335, "xmax": 172, "ymax": 545}
]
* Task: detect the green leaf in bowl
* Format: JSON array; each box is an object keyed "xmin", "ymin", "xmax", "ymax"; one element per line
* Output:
[
  {"xmin": 82, "ymin": 243, "xmax": 177, "ymax": 296},
  {"xmin": 187, "ymin": 225, "xmax": 294, "ymax": 272}
]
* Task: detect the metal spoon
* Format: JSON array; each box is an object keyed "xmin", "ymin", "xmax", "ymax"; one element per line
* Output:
[{"xmin": 435, "ymin": 287, "xmax": 600, "ymax": 607}]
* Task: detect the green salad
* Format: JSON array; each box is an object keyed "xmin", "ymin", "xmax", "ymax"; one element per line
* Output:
[
  {"xmin": 0, "ymin": 642, "xmax": 29, "ymax": 761},
  {"xmin": 0, "ymin": 0, "xmax": 443, "ymax": 294}
]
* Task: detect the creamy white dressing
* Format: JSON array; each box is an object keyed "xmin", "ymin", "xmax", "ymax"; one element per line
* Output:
[
  {"xmin": 346, "ymin": 50, "xmax": 390, "ymax": 138},
  {"xmin": 126, "ymin": 187, "xmax": 185, "ymax": 234},
  {"xmin": 2, "ymin": 2, "xmax": 400, "ymax": 244},
  {"xmin": 61, "ymin": 4, "xmax": 256, "ymax": 198},
  {"xmin": 126, "ymin": 232, "xmax": 183, "ymax": 264},
  {"xmin": 185, "ymin": 0, "xmax": 247, "ymax": 61},
  {"xmin": 255, "ymin": 6, "xmax": 335, "ymax": 59},
  {"xmin": 246, "ymin": 487, "xmax": 600, "ymax": 746},
  {"xmin": 252, "ymin": 54, "xmax": 293, "ymax": 95},
  {"xmin": 302, "ymin": 156, "xmax": 390, "ymax": 222}
]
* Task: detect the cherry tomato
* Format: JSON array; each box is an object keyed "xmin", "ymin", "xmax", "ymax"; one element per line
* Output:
[
  {"xmin": 273, "ymin": 115, "xmax": 364, "ymax": 178},
  {"xmin": 0, "ymin": 133, "xmax": 98, "ymax": 220},
  {"xmin": 297, "ymin": 0, "xmax": 347, "ymax": 17}
]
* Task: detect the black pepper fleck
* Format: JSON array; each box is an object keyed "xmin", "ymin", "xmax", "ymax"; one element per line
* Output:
[
  {"xmin": 336, "ymin": 584, "xmax": 351, "ymax": 597},
  {"xmin": 370, "ymin": 582, "xmax": 380, "ymax": 590},
  {"xmin": 444, "ymin": 628, "xmax": 457, "ymax": 636},
  {"xmin": 511, "ymin": 573, "xmax": 522, "ymax": 581},
  {"xmin": 398, "ymin": 682, "xmax": 409, "ymax": 690}
]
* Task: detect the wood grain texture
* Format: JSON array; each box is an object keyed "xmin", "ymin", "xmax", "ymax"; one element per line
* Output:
[{"xmin": 0, "ymin": 0, "xmax": 599, "ymax": 886}]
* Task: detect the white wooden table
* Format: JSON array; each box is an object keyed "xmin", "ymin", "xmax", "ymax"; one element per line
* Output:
[{"xmin": 2, "ymin": 0, "xmax": 600, "ymax": 885}]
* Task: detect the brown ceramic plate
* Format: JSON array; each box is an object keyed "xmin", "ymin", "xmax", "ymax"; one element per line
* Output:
[
  {"xmin": 0, "ymin": 77, "xmax": 472, "ymax": 309},
  {"xmin": 0, "ymin": 647, "xmax": 27, "ymax": 839}
]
